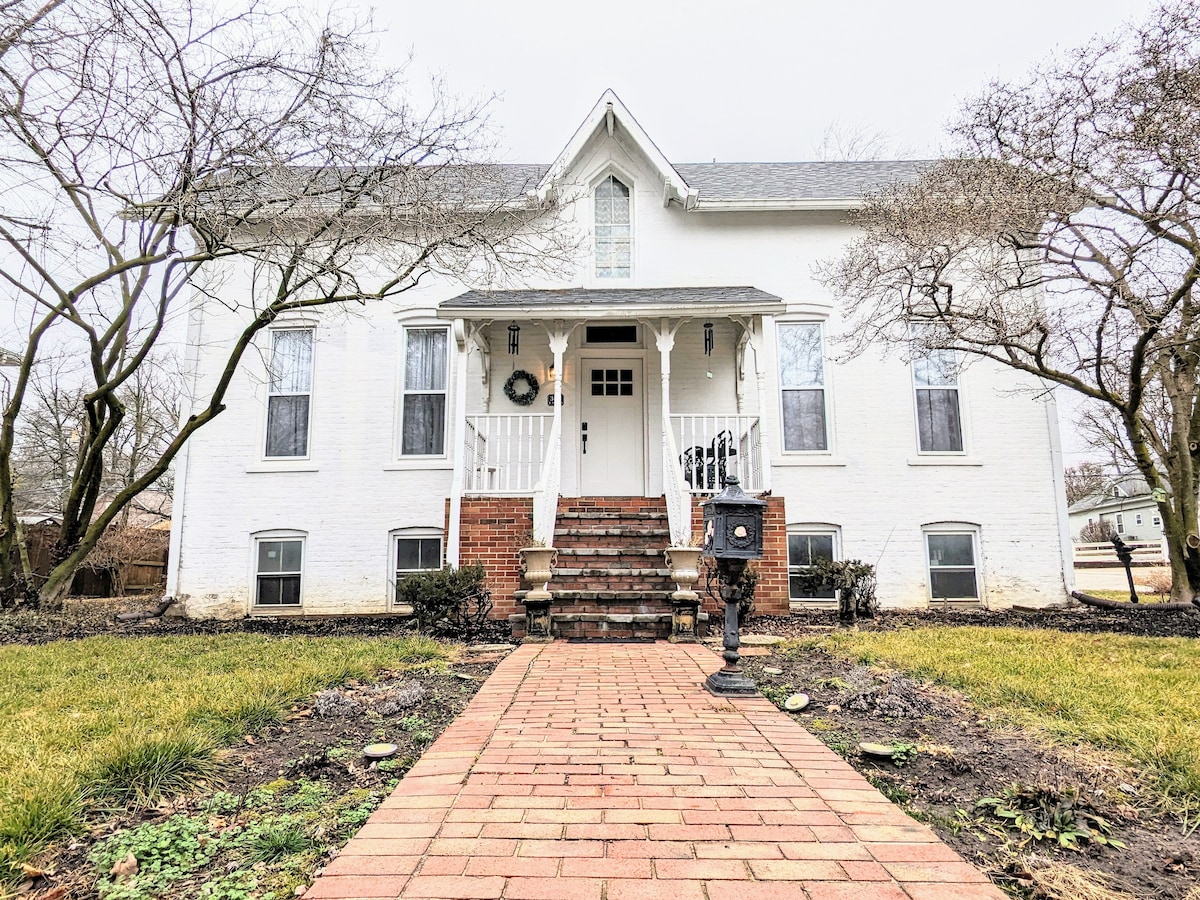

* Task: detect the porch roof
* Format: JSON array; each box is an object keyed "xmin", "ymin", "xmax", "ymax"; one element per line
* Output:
[{"xmin": 438, "ymin": 285, "xmax": 785, "ymax": 319}]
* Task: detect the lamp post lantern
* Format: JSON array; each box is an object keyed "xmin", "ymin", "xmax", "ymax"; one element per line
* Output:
[{"xmin": 701, "ymin": 475, "xmax": 765, "ymax": 696}]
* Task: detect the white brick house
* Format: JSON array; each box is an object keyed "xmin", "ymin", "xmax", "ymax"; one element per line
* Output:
[{"xmin": 168, "ymin": 91, "xmax": 1075, "ymax": 628}]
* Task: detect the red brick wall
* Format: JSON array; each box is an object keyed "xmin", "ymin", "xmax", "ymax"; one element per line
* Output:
[
  {"xmin": 449, "ymin": 497, "xmax": 532, "ymax": 621},
  {"xmin": 690, "ymin": 495, "xmax": 788, "ymax": 617}
]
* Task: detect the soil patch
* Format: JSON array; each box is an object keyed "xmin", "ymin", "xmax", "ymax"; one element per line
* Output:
[
  {"xmin": 14, "ymin": 647, "xmax": 507, "ymax": 900},
  {"xmin": 732, "ymin": 641, "xmax": 1200, "ymax": 899}
]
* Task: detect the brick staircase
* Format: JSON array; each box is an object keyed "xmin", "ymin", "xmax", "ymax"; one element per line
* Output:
[{"xmin": 511, "ymin": 497, "xmax": 690, "ymax": 640}]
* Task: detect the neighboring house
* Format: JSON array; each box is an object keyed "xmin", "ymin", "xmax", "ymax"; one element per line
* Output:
[
  {"xmin": 167, "ymin": 91, "xmax": 1074, "ymax": 631},
  {"xmin": 1068, "ymin": 479, "xmax": 1163, "ymax": 542}
]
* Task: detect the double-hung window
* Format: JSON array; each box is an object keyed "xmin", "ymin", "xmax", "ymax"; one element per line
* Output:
[
  {"xmin": 913, "ymin": 347, "xmax": 963, "ymax": 452},
  {"xmin": 594, "ymin": 175, "xmax": 631, "ymax": 278},
  {"xmin": 788, "ymin": 531, "xmax": 837, "ymax": 603},
  {"xmin": 256, "ymin": 537, "xmax": 303, "ymax": 606},
  {"xmin": 779, "ymin": 323, "xmax": 828, "ymax": 452},
  {"xmin": 925, "ymin": 531, "xmax": 979, "ymax": 601},
  {"xmin": 401, "ymin": 328, "xmax": 448, "ymax": 456},
  {"xmin": 265, "ymin": 329, "xmax": 313, "ymax": 457},
  {"xmin": 396, "ymin": 536, "xmax": 442, "ymax": 578}
]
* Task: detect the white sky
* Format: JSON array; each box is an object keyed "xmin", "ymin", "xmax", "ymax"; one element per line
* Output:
[{"xmin": 367, "ymin": 0, "xmax": 1160, "ymax": 164}]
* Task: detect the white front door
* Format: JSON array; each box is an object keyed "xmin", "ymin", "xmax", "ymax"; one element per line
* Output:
[{"xmin": 580, "ymin": 358, "xmax": 645, "ymax": 495}]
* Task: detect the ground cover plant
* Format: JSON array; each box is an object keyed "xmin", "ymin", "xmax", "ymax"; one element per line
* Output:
[
  {"xmin": 0, "ymin": 632, "xmax": 457, "ymax": 888},
  {"xmin": 740, "ymin": 620, "xmax": 1200, "ymax": 898}
]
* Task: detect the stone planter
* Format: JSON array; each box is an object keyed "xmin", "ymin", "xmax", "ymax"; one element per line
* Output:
[
  {"xmin": 519, "ymin": 546, "xmax": 557, "ymax": 642},
  {"xmin": 664, "ymin": 546, "xmax": 703, "ymax": 643}
]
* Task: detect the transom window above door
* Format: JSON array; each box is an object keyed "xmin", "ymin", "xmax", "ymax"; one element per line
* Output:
[{"xmin": 591, "ymin": 368, "xmax": 634, "ymax": 396}]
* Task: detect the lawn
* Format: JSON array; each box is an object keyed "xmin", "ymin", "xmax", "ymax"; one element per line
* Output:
[
  {"xmin": 0, "ymin": 633, "xmax": 452, "ymax": 881},
  {"xmin": 811, "ymin": 626, "xmax": 1200, "ymax": 800}
]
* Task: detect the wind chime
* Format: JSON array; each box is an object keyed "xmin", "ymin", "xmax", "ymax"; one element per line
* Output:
[
  {"xmin": 703, "ymin": 321, "xmax": 714, "ymax": 356},
  {"xmin": 507, "ymin": 322, "xmax": 520, "ymax": 355}
]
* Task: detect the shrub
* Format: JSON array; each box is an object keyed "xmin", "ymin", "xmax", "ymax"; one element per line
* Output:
[
  {"xmin": 701, "ymin": 559, "xmax": 758, "ymax": 621},
  {"xmin": 395, "ymin": 565, "xmax": 492, "ymax": 637},
  {"xmin": 791, "ymin": 558, "xmax": 877, "ymax": 623},
  {"xmin": 1079, "ymin": 518, "xmax": 1117, "ymax": 543}
]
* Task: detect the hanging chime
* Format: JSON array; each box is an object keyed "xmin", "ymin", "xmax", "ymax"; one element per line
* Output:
[
  {"xmin": 507, "ymin": 322, "xmax": 520, "ymax": 355},
  {"xmin": 703, "ymin": 321, "xmax": 714, "ymax": 356}
]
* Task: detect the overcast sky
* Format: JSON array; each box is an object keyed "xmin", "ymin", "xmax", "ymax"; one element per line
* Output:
[{"xmin": 368, "ymin": 0, "xmax": 1161, "ymax": 164}]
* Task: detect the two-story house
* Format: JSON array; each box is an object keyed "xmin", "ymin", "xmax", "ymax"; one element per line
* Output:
[{"xmin": 167, "ymin": 91, "xmax": 1074, "ymax": 635}]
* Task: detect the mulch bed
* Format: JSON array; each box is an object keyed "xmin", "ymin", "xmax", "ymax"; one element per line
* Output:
[{"xmin": 727, "ymin": 618, "xmax": 1200, "ymax": 899}]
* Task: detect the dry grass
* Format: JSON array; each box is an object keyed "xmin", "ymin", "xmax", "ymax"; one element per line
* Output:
[
  {"xmin": 1027, "ymin": 859, "xmax": 1138, "ymax": 900},
  {"xmin": 0, "ymin": 633, "xmax": 453, "ymax": 880},
  {"xmin": 811, "ymin": 627, "xmax": 1200, "ymax": 800}
]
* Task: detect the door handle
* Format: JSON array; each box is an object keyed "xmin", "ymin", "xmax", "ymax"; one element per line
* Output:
[{"xmin": 581, "ymin": 422, "xmax": 588, "ymax": 454}]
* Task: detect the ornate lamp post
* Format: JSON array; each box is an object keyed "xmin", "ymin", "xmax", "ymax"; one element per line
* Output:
[{"xmin": 702, "ymin": 476, "xmax": 765, "ymax": 696}]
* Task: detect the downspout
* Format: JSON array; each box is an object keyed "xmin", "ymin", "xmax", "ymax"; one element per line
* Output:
[{"xmin": 165, "ymin": 292, "xmax": 205, "ymax": 603}]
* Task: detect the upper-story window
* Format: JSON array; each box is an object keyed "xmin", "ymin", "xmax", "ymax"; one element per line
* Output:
[
  {"xmin": 779, "ymin": 323, "xmax": 828, "ymax": 452},
  {"xmin": 913, "ymin": 346, "xmax": 963, "ymax": 452},
  {"xmin": 265, "ymin": 328, "xmax": 313, "ymax": 458},
  {"xmin": 594, "ymin": 175, "xmax": 631, "ymax": 278},
  {"xmin": 400, "ymin": 327, "xmax": 448, "ymax": 456}
]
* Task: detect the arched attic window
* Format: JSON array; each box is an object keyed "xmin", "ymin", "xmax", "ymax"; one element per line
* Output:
[{"xmin": 595, "ymin": 175, "xmax": 631, "ymax": 278}]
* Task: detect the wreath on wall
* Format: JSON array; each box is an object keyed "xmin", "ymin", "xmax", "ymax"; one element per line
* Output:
[{"xmin": 503, "ymin": 369, "xmax": 540, "ymax": 406}]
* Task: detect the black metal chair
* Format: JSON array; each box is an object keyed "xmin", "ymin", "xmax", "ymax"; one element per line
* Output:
[
  {"xmin": 680, "ymin": 446, "xmax": 705, "ymax": 487},
  {"xmin": 707, "ymin": 430, "xmax": 737, "ymax": 489}
]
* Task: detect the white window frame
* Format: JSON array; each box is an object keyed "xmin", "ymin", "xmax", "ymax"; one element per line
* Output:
[
  {"xmin": 264, "ymin": 327, "xmax": 314, "ymax": 460},
  {"xmin": 592, "ymin": 171, "xmax": 633, "ymax": 281},
  {"xmin": 777, "ymin": 321, "xmax": 830, "ymax": 454},
  {"xmin": 1135, "ymin": 513, "xmax": 1143, "ymax": 526},
  {"xmin": 922, "ymin": 524, "xmax": 982, "ymax": 604},
  {"xmin": 1116, "ymin": 513, "xmax": 1124, "ymax": 532},
  {"xmin": 398, "ymin": 326, "xmax": 450, "ymax": 458},
  {"xmin": 787, "ymin": 525, "xmax": 840, "ymax": 607},
  {"xmin": 251, "ymin": 530, "xmax": 306, "ymax": 610},
  {"xmin": 911, "ymin": 345, "xmax": 965, "ymax": 455},
  {"xmin": 1153, "ymin": 514, "xmax": 1162, "ymax": 527},
  {"xmin": 389, "ymin": 528, "xmax": 444, "ymax": 608}
]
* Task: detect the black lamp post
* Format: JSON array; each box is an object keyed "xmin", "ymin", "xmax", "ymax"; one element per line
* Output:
[{"xmin": 702, "ymin": 475, "xmax": 766, "ymax": 696}]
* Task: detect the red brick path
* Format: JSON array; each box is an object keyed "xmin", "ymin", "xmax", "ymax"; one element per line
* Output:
[{"xmin": 304, "ymin": 643, "xmax": 1006, "ymax": 900}]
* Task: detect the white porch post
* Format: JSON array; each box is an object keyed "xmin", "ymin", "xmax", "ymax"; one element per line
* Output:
[
  {"xmin": 751, "ymin": 314, "xmax": 772, "ymax": 491},
  {"xmin": 446, "ymin": 319, "xmax": 471, "ymax": 566},
  {"xmin": 656, "ymin": 317, "xmax": 674, "ymax": 429}
]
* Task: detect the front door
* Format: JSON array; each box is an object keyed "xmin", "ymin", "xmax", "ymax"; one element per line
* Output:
[{"xmin": 580, "ymin": 359, "xmax": 645, "ymax": 495}]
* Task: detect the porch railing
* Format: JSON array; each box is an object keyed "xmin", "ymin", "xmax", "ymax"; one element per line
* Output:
[
  {"xmin": 661, "ymin": 411, "xmax": 694, "ymax": 546},
  {"xmin": 671, "ymin": 415, "xmax": 764, "ymax": 493},
  {"xmin": 463, "ymin": 414, "xmax": 552, "ymax": 494}
]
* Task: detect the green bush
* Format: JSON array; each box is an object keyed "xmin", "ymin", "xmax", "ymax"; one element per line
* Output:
[
  {"xmin": 791, "ymin": 558, "xmax": 877, "ymax": 623},
  {"xmin": 395, "ymin": 565, "xmax": 492, "ymax": 637}
]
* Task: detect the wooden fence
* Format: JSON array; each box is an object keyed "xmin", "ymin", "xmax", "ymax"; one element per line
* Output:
[{"xmin": 14, "ymin": 522, "xmax": 168, "ymax": 595}]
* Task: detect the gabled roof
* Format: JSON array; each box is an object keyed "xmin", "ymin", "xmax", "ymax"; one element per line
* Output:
[
  {"xmin": 439, "ymin": 286, "xmax": 784, "ymax": 319},
  {"xmin": 675, "ymin": 161, "xmax": 931, "ymax": 206},
  {"xmin": 539, "ymin": 90, "xmax": 696, "ymax": 208}
]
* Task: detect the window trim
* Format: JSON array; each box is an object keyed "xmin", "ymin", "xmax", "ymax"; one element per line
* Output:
[
  {"xmin": 590, "ymin": 169, "xmax": 634, "ymax": 282},
  {"xmin": 922, "ymin": 523, "xmax": 982, "ymax": 604},
  {"xmin": 911, "ymin": 345, "xmax": 966, "ymax": 456},
  {"xmin": 775, "ymin": 320, "xmax": 832, "ymax": 456},
  {"xmin": 389, "ymin": 528, "xmax": 444, "ymax": 609},
  {"xmin": 786, "ymin": 524, "xmax": 841, "ymax": 607},
  {"xmin": 263, "ymin": 327, "xmax": 315, "ymax": 461},
  {"xmin": 251, "ymin": 529, "xmax": 306, "ymax": 610},
  {"xmin": 398, "ymin": 325, "xmax": 451, "ymax": 459}
]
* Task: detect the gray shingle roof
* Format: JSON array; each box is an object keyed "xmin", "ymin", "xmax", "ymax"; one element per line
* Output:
[
  {"xmin": 441, "ymin": 286, "xmax": 783, "ymax": 309},
  {"xmin": 673, "ymin": 161, "xmax": 932, "ymax": 201}
]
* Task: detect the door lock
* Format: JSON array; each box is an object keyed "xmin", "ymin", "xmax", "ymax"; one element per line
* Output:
[{"xmin": 581, "ymin": 422, "xmax": 588, "ymax": 454}]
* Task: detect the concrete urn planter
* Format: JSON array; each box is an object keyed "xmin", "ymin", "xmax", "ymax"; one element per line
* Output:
[
  {"xmin": 664, "ymin": 547, "xmax": 703, "ymax": 643},
  {"xmin": 519, "ymin": 546, "xmax": 557, "ymax": 642}
]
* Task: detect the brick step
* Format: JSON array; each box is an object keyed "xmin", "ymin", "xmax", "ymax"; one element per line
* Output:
[
  {"xmin": 554, "ymin": 528, "xmax": 669, "ymax": 549},
  {"xmin": 556, "ymin": 547, "xmax": 663, "ymax": 557},
  {"xmin": 554, "ymin": 566, "xmax": 671, "ymax": 577},
  {"xmin": 555, "ymin": 549, "xmax": 669, "ymax": 570},
  {"xmin": 516, "ymin": 589, "xmax": 672, "ymax": 602},
  {"xmin": 556, "ymin": 510, "xmax": 668, "ymax": 521}
]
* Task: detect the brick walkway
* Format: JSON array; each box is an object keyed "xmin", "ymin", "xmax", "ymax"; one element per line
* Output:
[{"xmin": 305, "ymin": 643, "xmax": 1006, "ymax": 900}]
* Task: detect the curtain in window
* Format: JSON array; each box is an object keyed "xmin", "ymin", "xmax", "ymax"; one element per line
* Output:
[
  {"xmin": 595, "ymin": 176, "xmax": 631, "ymax": 278},
  {"xmin": 266, "ymin": 396, "xmax": 310, "ymax": 456},
  {"xmin": 270, "ymin": 330, "xmax": 313, "ymax": 392},
  {"xmin": 266, "ymin": 330, "xmax": 312, "ymax": 457},
  {"xmin": 916, "ymin": 388, "xmax": 963, "ymax": 451},
  {"xmin": 402, "ymin": 330, "xmax": 447, "ymax": 455}
]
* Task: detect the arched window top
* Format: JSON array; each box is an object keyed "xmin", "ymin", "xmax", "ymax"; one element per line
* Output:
[{"xmin": 594, "ymin": 175, "xmax": 631, "ymax": 279}]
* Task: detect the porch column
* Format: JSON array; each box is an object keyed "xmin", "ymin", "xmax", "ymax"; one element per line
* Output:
[
  {"xmin": 548, "ymin": 324, "xmax": 569, "ymax": 442},
  {"xmin": 751, "ymin": 315, "xmax": 773, "ymax": 491},
  {"xmin": 446, "ymin": 319, "xmax": 472, "ymax": 566}
]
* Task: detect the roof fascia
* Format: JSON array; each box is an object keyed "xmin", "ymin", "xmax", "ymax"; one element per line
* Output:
[
  {"xmin": 437, "ymin": 302, "xmax": 785, "ymax": 321},
  {"xmin": 537, "ymin": 89, "xmax": 696, "ymax": 209},
  {"xmin": 693, "ymin": 198, "xmax": 865, "ymax": 212}
]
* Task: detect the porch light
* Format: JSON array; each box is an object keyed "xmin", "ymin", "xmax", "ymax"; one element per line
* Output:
[
  {"xmin": 702, "ymin": 475, "xmax": 766, "ymax": 696},
  {"xmin": 703, "ymin": 321, "xmax": 714, "ymax": 356},
  {"xmin": 548, "ymin": 364, "xmax": 555, "ymax": 383},
  {"xmin": 507, "ymin": 322, "xmax": 520, "ymax": 355}
]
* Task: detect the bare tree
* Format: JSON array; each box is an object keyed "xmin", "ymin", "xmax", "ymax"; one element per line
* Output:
[
  {"xmin": 1063, "ymin": 462, "xmax": 1109, "ymax": 506},
  {"xmin": 812, "ymin": 120, "xmax": 896, "ymax": 162},
  {"xmin": 0, "ymin": 0, "xmax": 575, "ymax": 608},
  {"xmin": 820, "ymin": 1, "xmax": 1200, "ymax": 605}
]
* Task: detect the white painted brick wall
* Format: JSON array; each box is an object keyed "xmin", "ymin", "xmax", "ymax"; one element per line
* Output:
[{"xmin": 171, "ymin": 128, "xmax": 1071, "ymax": 617}]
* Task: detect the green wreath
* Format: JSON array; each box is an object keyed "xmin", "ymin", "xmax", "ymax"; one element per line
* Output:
[{"xmin": 504, "ymin": 369, "xmax": 540, "ymax": 406}]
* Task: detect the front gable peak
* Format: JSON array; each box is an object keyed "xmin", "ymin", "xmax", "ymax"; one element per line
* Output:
[{"xmin": 538, "ymin": 90, "xmax": 697, "ymax": 209}]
